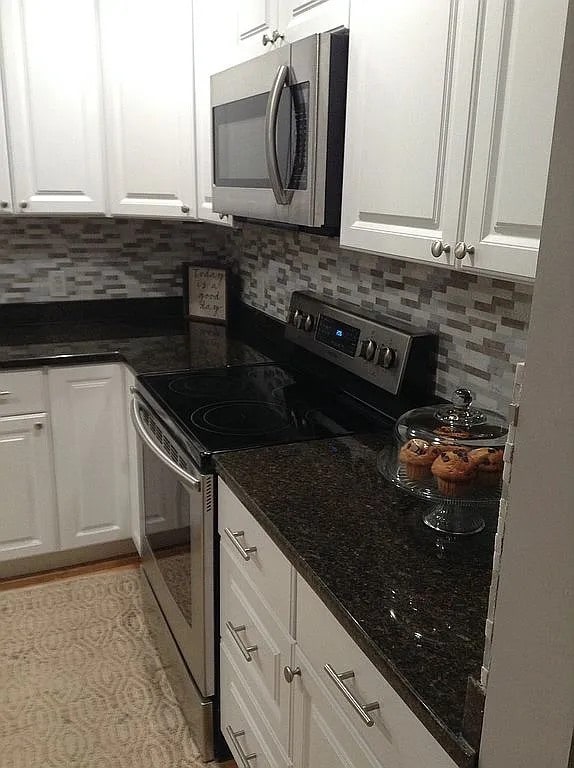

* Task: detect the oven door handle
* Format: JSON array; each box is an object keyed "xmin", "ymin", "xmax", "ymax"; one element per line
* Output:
[
  {"xmin": 130, "ymin": 396, "xmax": 201, "ymax": 491},
  {"xmin": 265, "ymin": 64, "xmax": 294, "ymax": 206}
]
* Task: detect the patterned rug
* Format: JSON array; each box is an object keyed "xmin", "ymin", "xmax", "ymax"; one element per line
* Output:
[{"xmin": 0, "ymin": 568, "xmax": 205, "ymax": 767}]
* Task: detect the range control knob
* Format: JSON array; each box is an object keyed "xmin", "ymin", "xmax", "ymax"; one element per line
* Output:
[
  {"xmin": 379, "ymin": 346, "xmax": 396, "ymax": 369},
  {"xmin": 303, "ymin": 313, "xmax": 314, "ymax": 332},
  {"xmin": 293, "ymin": 309, "xmax": 304, "ymax": 329},
  {"xmin": 361, "ymin": 339, "xmax": 377, "ymax": 362}
]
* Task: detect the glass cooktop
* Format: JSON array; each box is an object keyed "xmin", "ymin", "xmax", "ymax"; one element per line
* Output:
[{"xmin": 138, "ymin": 363, "xmax": 391, "ymax": 456}]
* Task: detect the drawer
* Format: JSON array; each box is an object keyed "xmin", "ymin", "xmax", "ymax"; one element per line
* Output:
[
  {"xmin": 221, "ymin": 642, "xmax": 289, "ymax": 768},
  {"xmin": 296, "ymin": 575, "xmax": 458, "ymax": 768},
  {"xmin": 218, "ymin": 479, "xmax": 293, "ymax": 633},
  {"xmin": 0, "ymin": 370, "xmax": 46, "ymax": 416},
  {"xmin": 221, "ymin": 543, "xmax": 294, "ymax": 756}
]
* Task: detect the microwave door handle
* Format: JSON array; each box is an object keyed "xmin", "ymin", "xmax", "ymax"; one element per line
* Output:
[
  {"xmin": 130, "ymin": 396, "xmax": 201, "ymax": 491},
  {"xmin": 265, "ymin": 64, "xmax": 294, "ymax": 206}
]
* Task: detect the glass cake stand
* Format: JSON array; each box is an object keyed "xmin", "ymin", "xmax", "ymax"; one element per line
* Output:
[{"xmin": 377, "ymin": 445, "xmax": 502, "ymax": 535}]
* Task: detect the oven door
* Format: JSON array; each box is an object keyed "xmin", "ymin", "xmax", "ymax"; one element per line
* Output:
[
  {"xmin": 211, "ymin": 35, "xmax": 319, "ymax": 225},
  {"xmin": 131, "ymin": 395, "xmax": 215, "ymax": 699}
]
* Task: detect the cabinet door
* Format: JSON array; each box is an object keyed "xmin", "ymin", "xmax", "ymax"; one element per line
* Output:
[
  {"xmin": 0, "ymin": 414, "xmax": 58, "ymax": 563},
  {"xmin": 0, "ymin": 74, "xmax": 12, "ymax": 214},
  {"xmin": 100, "ymin": 0, "xmax": 197, "ymax": 218},
  {"xmin": 48, "ymin": 365, "xmax": 130, "ymax": 550},
  {"xmin": 459, "ymin": 0, "xmax": 569, "ymax": 279},
  {"xmin": 340, "ymin": 0, "xmax": 479, "ymax": 266},
  {"xmin": 278, "ymin": 0, "xmax": 349, "ymax": 43},
  {"xmin": 193, "ymin": 0, "xmax": 234, "ymax": 226},
  {"xmin": 0, "ymin": 0, "xmax": 105, "ymax": 214},
  {"xmin": 291, "ymin": 646, "xmax": 382, "ymax": 768},
  {"xmin": 236, "ymin": 0, "xmax": 277, "ymax": 62}
]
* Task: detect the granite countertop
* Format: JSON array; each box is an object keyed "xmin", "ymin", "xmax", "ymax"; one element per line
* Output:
[
  {"xmin": 0, "ymin": 298, "xmax": 273, "ymax": 373},
  {"xmin": 216, "ymin": 435, "xmax": 496, "ymax": 768}
]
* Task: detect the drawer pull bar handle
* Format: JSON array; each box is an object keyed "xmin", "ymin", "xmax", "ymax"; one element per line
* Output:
[
  {"xmin": 226, "ymin": 621, "xmax": 258, "ymax": 662},
  {"xmin": 0, "ymin": 391, "xmax": 12, "ymax": 397},
  {"xmin": 225, "ymin": 726, "xmax": 257, "ymax": 767},
  {"xmin": 324, "ymin": 663, "xmax": 380, "ymax": 727},
  {"xmin": 224, "ymin": 528, "xmax": 257, "ymax": 561}
]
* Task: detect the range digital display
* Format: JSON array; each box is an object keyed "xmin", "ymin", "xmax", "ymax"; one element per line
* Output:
[{"xmin": 315, "ymin": 314, "xmax": 360, "ymax": 357}]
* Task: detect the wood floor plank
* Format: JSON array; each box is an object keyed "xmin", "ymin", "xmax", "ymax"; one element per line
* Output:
[{"xmin": 0, "ymin": 553, "xmax": 141, "ymax": 591}]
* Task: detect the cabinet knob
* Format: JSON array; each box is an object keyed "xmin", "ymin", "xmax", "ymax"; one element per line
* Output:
[
  {"xmin": 0, "ymin": 201, "xmax": 8, "ymax": 209},
  {"xmin": 430, "ymin": 240, "xmax": 450, "ymax": 258},
  {"xmin": 34, "ymin": 422, "xmax": 43, "ymax": 431},
  {"xmin": 283, "ymin": 666, "xmax": 301, "ymax": 683},
  {"xmin": 181, "ymin": 205, "xmax": 190, "ymax": 214},
  {"xmin": 19, "ymin": 201, "xmax": 28, "ymax": 209},
  {"xmin": 454, "ymin": 241, "xmax": 475, "ymax": 260},
  {"xmin": 262, "ymin": 29, "xmax": 284, "ymax": 46}
]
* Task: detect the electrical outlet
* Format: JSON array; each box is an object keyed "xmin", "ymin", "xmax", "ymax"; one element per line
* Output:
[{"xmin": 48, "ymin": 270, "xmax": 67, "ymax": 297}]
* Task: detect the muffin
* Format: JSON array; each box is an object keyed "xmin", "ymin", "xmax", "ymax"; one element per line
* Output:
[
  {"xmin": 431, "ymin": 449, "xmax": 476, "ymax": 496},
  {"xmin": 399, "ymin": 438, "xmax": 441, "ymax": 481},
  {"xmin": 469, "ymin": 447, "xmax": 504, "ymax": 486},
  {"xmin": 433, "ymin": 426, "xmax": 471, "ymax": 440}
]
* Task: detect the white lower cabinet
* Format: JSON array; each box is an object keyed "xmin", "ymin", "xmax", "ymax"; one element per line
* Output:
[
  {"xmin": 48, "ymin": 364, "xmax": 130, "ymax": 550},
  {"xmin": 0, "ymin": 413, "xmax": 58, "ymax": 562},
  {"xmin": 219, "ymin": 479, "xmax": 458, "ymax": 768}
]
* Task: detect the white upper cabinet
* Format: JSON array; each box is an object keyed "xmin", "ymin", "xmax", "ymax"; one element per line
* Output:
[
  {"xmin": 100, "ymin": 0, "xmax": 197, "ymax": 218},
  {"xmin": 193, "ymin": 0, "xmax": 235, "ymax": 225},
  {"xmin": 458, "ymin": 0, "xmax": 569, "ymax": 279},
  {"xmin": 341, "ymin": 0, "xmax": 568, "ymax": 280},
  {"xmin": 0, "ymin": 77, "xmax": 12, "ymax": 214},
  {"xmin": 278, "ymin": 0, "xmax": 349, "ymax": 43},
  {"xmin": 236, "ymin": 0, "xmax": 276, "ymax": 61},
  {"xmin": 0, "ymin": 0, "xmax": 106, "ymax": 214},
  {"xmin": 340, "ymin": 0, "xmax": 479, "ymax": 268}
]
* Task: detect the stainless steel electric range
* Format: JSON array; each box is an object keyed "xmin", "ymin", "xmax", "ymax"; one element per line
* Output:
[{"xmin": 130, "ymin": 291, "xmax": 437, "ymax": 761}]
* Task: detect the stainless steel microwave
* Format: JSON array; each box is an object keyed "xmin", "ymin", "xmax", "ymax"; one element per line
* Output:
[{"xmin": 211, "ymin": 30, "xmax": 348, "ymax": 230}]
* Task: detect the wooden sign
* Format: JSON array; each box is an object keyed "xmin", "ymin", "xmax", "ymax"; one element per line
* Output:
[{"xmin": 183, "ymin": 263, "xmax": 228, "ymax": 324}]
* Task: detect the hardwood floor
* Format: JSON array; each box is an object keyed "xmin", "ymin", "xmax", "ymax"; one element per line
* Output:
[{"xmin": 0, "ymin": 553, "xmax": 141, "ymax": 591}]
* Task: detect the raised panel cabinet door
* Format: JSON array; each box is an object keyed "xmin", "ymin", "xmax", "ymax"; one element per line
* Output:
[
  {"xmin": 278, "ymin": 0, "xmax": 349, "ymax": 43},
  {"xmin": 291, "ymin": 647, "xmax": 383, "ymax": 768},
  {"xmin": 0, "ymin": 75, "xmax": 13, "ymax": 214},
  {"xmin": 0, "ymin": 414, "xmax": 58, "ymax": 563},
  {"xmin": 340, "ymin": 0, "xmax": 480, "ymax": 266},
  {"xmin": 48, "ymin": 365, "xmax": 130, "ymax": 550},
  {"xmin": 193, "ymin": 0, "xmax": 234, "ymax": 225},
  {"xmin": 459, "ymin": 0, "xmax": 569, "ymax": 279},
  {"xmin": 100, "ymin": 0, "xmax": 197, "ymax": 218},
  {"xmin": 0, "ymin": 0, "xmax": 106, "ymax": 214},
  {"xmin": 236, "ymin": 0, "xmax": 277, "ymax": 62}
]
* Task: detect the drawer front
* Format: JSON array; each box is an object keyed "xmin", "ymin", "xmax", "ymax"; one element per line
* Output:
[
  {"xmin": 297, "ymin": 575, "xmax": 458, "ymax": 768},
  {"xmin": 221, "ymin": 543, "xmax": 294, "ymax": 757},
  {"xmin": 221, "ymin": 642, "xmax": 289, "ymax": 768},
  {"xmin": 218, "ymin": 479, "xmax": 292, "ymax": 633},
  {"xmin": 0, "ymin": 370, "xmax": 46, "ymax": 416}
]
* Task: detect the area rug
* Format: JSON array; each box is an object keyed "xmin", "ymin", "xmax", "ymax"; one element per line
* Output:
[{"xmin": 0, "ymin": 567, "xmax": 205, "ymax": 767}]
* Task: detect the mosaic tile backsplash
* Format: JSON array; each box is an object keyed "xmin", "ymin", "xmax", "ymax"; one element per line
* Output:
[
  {"xmin": 0, "ymin": 217, "xmax": 227, "ymax": 303},
  {"xmin": 228, "ymin": 222, "xmax": 532, "ymax": 412},
  {"xmin": 0, "ymin": 216, "xmax": 532, "ymax": 412}
]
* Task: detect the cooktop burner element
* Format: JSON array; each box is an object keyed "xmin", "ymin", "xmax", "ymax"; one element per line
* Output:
[{"xmin": 190, "ymin": 401, "xmax": 290, "ymax": 436}]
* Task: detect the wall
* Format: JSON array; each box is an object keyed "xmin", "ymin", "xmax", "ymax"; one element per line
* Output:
[
  {"xmin": 228, "ymin": 222, "xmax": 533, "ymax": 413},
  {"xmin": 0, "ymin": 216, "xmax": 228, "ymax": 302},
  {"xmin": 0, "ymin": 215, "xmax": 532, "ymax": 413}
]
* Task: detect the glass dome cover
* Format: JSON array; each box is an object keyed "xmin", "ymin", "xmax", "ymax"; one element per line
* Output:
[{"xmin": 395, "ymin": 388, "xmax": 508, "ymax": 448}]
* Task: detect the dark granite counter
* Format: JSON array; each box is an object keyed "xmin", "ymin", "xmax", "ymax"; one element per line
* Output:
[
  {"xmin": 0, "ymin": 298, "xmax": 274, "ymax": 373},
  {"xmin": 216, "ymin": 435, "xmax": 495, "ymax": 768}
]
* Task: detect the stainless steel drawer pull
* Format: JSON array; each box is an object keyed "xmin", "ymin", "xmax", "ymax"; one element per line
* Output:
[
  {"xmin": 224, "ymin": 528, "xmax": 257, "ymax": 561},
  {"xmin": 225, "ymin": 726, "xmax": 257, "ymax": 767},
  {"xmin": 324, "ymin": 663, "xmax": 380, "ymax": 727},
  {"xmin": 226, "ymin": 621, "xmax": 258, "ymax": 662},
  {"xmin": 0, "ymin": 391, "xmax": 12, "ymax": 397}
]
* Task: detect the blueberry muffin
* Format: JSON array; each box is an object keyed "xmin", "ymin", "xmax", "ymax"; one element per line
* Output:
[
  {"xmin": 431, "ymin": 449, "xmax": 476, "ymax": 496},
  {"xmin": 469, "ymin": 447, "xmax": 504, "ymax": 486},
  {"xmin": 399, "ymin": 439, "xmax": 442, "ymax": 481}
]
